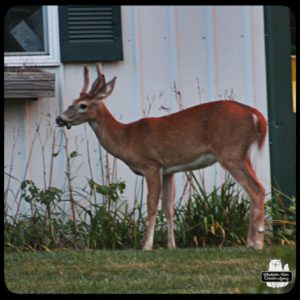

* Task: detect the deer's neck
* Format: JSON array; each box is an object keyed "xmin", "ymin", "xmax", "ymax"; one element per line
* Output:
[{"xmin": 89, "ymin": 102, "xmax": 127, "ymax": 160}]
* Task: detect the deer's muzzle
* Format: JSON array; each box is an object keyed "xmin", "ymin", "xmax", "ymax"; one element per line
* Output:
[{"xmin": 56, "ymin": 116, "xmax": 72, "ymax": 129}]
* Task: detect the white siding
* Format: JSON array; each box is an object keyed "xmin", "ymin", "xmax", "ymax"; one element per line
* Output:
[{"xmin": 4, "ymin": 6, "xmax": 271, "ymax": 216}]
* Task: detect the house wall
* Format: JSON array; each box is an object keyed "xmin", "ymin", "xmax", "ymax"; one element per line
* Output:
[{"xmin": 4, "ymin": 6, "xmax": 271, "ymax": 216}]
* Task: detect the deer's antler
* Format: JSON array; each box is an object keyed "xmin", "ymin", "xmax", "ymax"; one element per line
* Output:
[
  {"xmin": 88, "ymin": 64, "xmax": 106, "ymax": 97},
  {"xmin": 80, "ymin": 65, "xmax": 90, "ymax": 97}
]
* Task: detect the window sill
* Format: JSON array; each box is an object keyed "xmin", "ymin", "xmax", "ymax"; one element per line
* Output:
[
  {"xmin": 4, "ymin": 67, "xmax": 55, "ymax": 99},
  {"xmin": 4, "ymin": 54, "xmax": 61, "ymax": 67}
]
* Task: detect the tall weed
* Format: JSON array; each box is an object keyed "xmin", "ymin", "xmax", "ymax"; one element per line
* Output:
[{"xmin": 5, "ymin": 175, "xmax": 295, "ymax": 251}]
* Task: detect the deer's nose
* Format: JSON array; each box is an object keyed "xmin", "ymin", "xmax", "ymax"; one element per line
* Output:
[{"xmin": 56, "ymin": 116, "xmax": 65, "ymax": 126}]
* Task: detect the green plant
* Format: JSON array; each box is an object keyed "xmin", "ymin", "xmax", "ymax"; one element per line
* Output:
[
  {"xmin": 4, "ymin": 176, "xmax": 296, "ymax": 252},
  {"xmin": 172, "ymin": 176, "xmax": 250, "ymax": 248},
  {"xmin": 265, "ymin": 189, "xmax": 296, "ymax": 246},
  {"xmin": 5, "ymin": 180, "xmax": 63, "ymax": 250}
]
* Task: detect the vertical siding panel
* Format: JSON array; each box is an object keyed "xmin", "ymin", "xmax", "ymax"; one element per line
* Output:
[
  {"xmin": 205, "ymin": 6, "xmax": 217, "ymax": 100},
  {"xmin": 243, "ymin": 6, "xmax": 254, "ymax": 105},
  {"xmin": 249, "ymin": 6, "xmax": 271, "ymax": 194},
  {"xmin": 25, "ymin": 102, "xmax": 33, "ymax": 183},
  {"xmin": 5, "ymin": 102, "xmax": 27, "ymax": 214},
  {"xmin": 166, "ymin": 6, "xmax": 177, "ymax": 107},
  {"xmin": 136, "ymin": 6, "xmax": 172, "ymax": 116},
  {"xmin": 214, "ymin": 6, "xmax": 247, "ymax": 100},
  {"xmin": 176, "ymin": 6, "xmax": 208, "ymax": 105},
  {"xmin": 165, "ymin": 6, "xmax": 179, "ymax": 110},
  {"xmin": 128, "ymin": 5, "xmax": 142, "ymax": 120},
  {"xmin": 250, "ymin": 6, "xmax": 258, "ymax": 105},
  {"xmin": 205, "ymin": 6, "xmax": 221, "ymax": 189},
  {"xmin": 166, "ymin": 6, "xmax": 183, "ymax": 200},
  {"xmin": 211, "ymin": 6, "xmax": 220, "ymax": 99},
  {"xmin": 213, "ymin": 6, "xmax": 238, "ymax": 187},
  {"xmin": 136, "ymin": 6, "xmax": 145, "ymax": 115}
]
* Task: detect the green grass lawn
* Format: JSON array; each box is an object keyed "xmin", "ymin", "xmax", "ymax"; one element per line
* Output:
[{"xmin": 5, "ymin": 246, "xmax": 295, "ymax": 294}]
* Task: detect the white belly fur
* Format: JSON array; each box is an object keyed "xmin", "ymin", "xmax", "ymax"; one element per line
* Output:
[{"xmin": 163, "ymin": 153, "xmax": 217, "ymax": 175}]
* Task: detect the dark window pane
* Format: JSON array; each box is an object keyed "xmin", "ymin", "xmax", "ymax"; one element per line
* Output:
[{"xmin": 4, "ymin": 6, "xmax": 48, "ymax": 54}]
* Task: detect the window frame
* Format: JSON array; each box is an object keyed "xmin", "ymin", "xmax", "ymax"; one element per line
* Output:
[{"xmin": 4, "ymin": 6, "xmax": 60, "ymax": 67}]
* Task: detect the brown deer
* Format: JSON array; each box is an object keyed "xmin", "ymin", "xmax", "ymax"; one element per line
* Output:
[{"xmin": 56, "ymin": 64, "xmax": 267, "ymax": 250}]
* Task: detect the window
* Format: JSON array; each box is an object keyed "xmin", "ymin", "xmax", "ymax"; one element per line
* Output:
[
  {"xmin": 5, "ymin": 6, "xmax": 48, "ymax": 55},
  {"xmin": 4, "ymin": 5, "xmax": 123, "ymax": 66},
  {"xmin": 4, "ymin": 6, "xmax": 60, "ymax": 66}
]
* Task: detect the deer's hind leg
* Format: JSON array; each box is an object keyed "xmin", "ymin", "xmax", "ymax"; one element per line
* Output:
[{"xmin": 219, "ymin": 157, "xmax": 265, "ymax": 250}]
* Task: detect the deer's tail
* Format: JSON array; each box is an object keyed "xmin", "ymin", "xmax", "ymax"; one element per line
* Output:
[{"xmin": 251, "ymin": 108, "xmax": 267, "ymax": 149}]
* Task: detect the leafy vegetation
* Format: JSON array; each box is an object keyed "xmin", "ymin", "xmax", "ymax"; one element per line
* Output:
[
  {"xmin": 4, "ymin": 176, "xmax": 296, "ymax": 251},
  {"xmin": 265, "ymin": 189, "xmax": 296, "ymax": 246}
]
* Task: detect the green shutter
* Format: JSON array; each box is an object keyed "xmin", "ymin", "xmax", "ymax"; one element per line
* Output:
[{"xmin": 59, "ymin": 5, "xmax": 123, "ymax": 62}]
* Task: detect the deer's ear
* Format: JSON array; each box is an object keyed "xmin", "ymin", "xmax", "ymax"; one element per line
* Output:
[{"xmin": 96, "ymin": 77, "xmax": 117, "ymax": 100}]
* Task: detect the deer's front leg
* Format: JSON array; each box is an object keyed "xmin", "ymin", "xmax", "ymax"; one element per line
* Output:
[
  {"xmin": 162, "ymin": 174, "xmax": 176, "ymax": 250},
  {"xmin": 143, "ymin": 167, "xmax": 161, "ymax": 251}
]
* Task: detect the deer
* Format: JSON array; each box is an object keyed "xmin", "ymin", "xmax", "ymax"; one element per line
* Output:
[{"xmin": 56, "ymin": 63, "xmax": 267, "ymax": 251}]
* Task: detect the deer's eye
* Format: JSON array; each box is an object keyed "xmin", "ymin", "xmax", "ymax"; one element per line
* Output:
[{"xmin": 79, "ymin": 103, "xmax": 87, "ymax": 110}]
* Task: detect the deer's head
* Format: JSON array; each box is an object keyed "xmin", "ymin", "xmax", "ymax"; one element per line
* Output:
[{"xmin": 56, "ymin": 64, "xmax": 116, "ymax": 129}]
